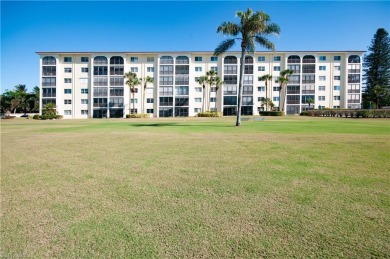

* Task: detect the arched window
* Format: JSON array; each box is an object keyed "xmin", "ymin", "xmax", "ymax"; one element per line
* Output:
[
  {"xmin": 94, "ymin": 56, "xmax": 108, "ymax": 65},
  {"xmin": 244, "ymin": 56, "xmax": 254, "ymax": 64},
  {"xmin": 42, "ymin": 56, "xmax": 56, "ymax": 65},
  {"xmin": 176, "ymin": 56, "xmax": 189, "ymax": 64},
  {"xmin": 160, "ymin": 56, "xmax": 174, "ymax": 64},
  {"xmin": 287, "ymin": 55, "xmax": 300, "ymax": 63},
  {"xmin": 302, "ymin": 55, "xmax": 315, "ymax": 63},
  {"xmin": 348, "ymin": 55, "xmax": 360, "ymax": 63},
  {"xmin": 110, "ymin": 56, "xmax": 124, "ymax": 65},
  {"xmin": 224, "ymin": 56, "xmax": 237, "ymax": 64}
]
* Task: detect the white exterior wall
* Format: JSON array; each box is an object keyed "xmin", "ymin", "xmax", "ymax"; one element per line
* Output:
[{"xmin": 38, "ymin": 51, "xmax": 364, "ymax": 119}]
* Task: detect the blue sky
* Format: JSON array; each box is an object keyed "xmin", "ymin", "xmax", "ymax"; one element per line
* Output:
[{"xmin": 1, "ymin": 1, "xmax": 389, "ymax": 93}]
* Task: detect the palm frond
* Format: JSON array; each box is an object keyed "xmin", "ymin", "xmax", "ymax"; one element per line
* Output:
[
  {"xmin": 263, "ymin": 23, "xmax": 281, "ymax": 35},
  {"xmin": 217, "ymin": 22, "xmax": 240, "ymax": 36},
  {"xmin": 255, "ymin": 35, "xmax": 275, "ymax": 51},
  {"xmin": 214, "ymin": 38, "xmax": 236, "ymax": 56}
]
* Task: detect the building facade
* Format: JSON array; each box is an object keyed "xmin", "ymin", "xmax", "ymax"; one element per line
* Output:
[{"xmin": 37, "ymin": 51, "xmax": 364, "ymax": 119}]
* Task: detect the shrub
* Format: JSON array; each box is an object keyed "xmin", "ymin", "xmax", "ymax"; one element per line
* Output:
[
  {"xmin": 259, "ymin": 111, "xmax": 284, "ymax": 116},
  {"xmin": 33, "ymin": 114, "xmax": 63, "ymax": 120},
  {"xmin": 126, "ymin": 113, "xmax": 149, "ymax": 118},
  {"xmin": 196, "ymin": 111, "xmax": 222, "ymax": 117},
  {"xmin": 1, "ymin": 115, "xmax": 15, "ymax": 119},
  {"xmin": 300, "ymin": 109, "xmax": 390, "ymax": 118}
]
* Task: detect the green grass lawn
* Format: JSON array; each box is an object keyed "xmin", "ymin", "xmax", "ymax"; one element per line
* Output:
[{"xmin": 1, "ymin": 116, "xmax": 389, "ymax": 258}]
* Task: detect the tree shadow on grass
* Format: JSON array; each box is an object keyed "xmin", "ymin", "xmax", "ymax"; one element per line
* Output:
[{"xmin": 129, "ymin": 123, "xmax": 235, "ymax": 128}]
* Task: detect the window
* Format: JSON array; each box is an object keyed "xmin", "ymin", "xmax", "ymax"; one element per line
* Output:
[
  {"xmin": 348, "ymin": 84, "xmax": 360, "ymax": 93},
  {"xmin": 80, "ymin": 78, "xmax": 88, "ymax": 84},
  {"xmin": 64, "ymin": 89, "xmax": 71, "ymax": 94},
  {"xmin": 334, "ymin": 76, "xmax": 341, "ymax": 80},
  {"xmin": 257, "ymin": 86, "xmax": 265, "ymax": 92},
  {"xmin": 64, "ymin": 68, "xmax": 72, "ymax": 73},
  {"xmin": 64, "ymin": 99, "xmax": 72, "ymax": 104},
  {"xmin": 130, "ymin": 98, "xmax": 138, "ymax": 104},
  {"xmin": 64, "ymin": 110, "xmax": 72, "ymax": 115},
  {"xmin": 194, "ymin": 108, "xmax": 201, "ymax": 113},
  {"xmin": 287, "ymin": 55, "xmax": 300, "ymax": 63},
  {"xmin": 211, "ymin": 56, "xmax": 218, "ymax": 61},
  {"xmin": 318, "ymin": 96, "xmax": 325, "ymax": 101},
  {"xmin": 81, "ymin": 110, "xmax": 88, "ymax": 115},
  {"xmin": 147, "ymin": 67, "xmax": 154, "ymax": 72},
  {"xmin": 319, "ymin": 76, "xmax": 326, "ymax": 81},
  {"xmin": 94, "ymin": 66, "xmax": 108, "ymax": 75},
  {"xmin": 210, "ymin": 97, "xmax": 216, "ymax": 102},
  {"xmin": 130, "ymin": 57, "xmax": 138, "ymax": 62},
  {"xmin": 195, "ymin": 98, "xmax": 202, "ymax": 103},
  {"xmin": 334, "ymin": 66, "xmax": 340, "ymax": 71},
  {"xmin": 81, "ymin": 89, "xmax": 88, "ymax": 94},
  {"xmin": 110, "ymin": 77, "xmax": 124, "ymax": 86},
  {"xmin": 273, "ymin": 56, "xmax": 281, "ymax": 61},
  {"xmin": 334, "ymin": 85, "xmax": 341, "ymax": 91},
  {"xmin": 348, "ymin": 64, "xmax": 361, "ymax": 73},
  {"xmin": 242, "ymin": 96, "xmax": 253, "ymax": 105},
  {"xmin": 348, "ymin": 74, "xmax": 360, "ymax": 83},
  {"xmin": 147, "ymin": 109, "xmax": 154, "ymax": 113},
  {"xmin": 131, "ymin": 67, "xmax": 138, "ymax": 72},
  {"xmin": 334, "ymin": 56, "xmax": 341, "ymax": 61},
  {"xmin": 81, "ymin": 67, "xmax": 89, "ymax": 73},
  {"xmin": 93, "ymin": 87, "xmax": 108, "ymax": 97},
  {"xmin": 80, "ymin": 57, "xmax": 88, "ymax": 62},
  {"xmin": 302, "ymin": 85, "xmax": 315, "ymax": 94},
  {"xmin": 42, "ymin": 88, "xmax": 56, "ymax": 97},
  {"xmin": 64, "ymin": 57, "xmax": 72, "ymax": 62},
  {"xmin": 224, "ymin": 85, "xmax": 237, "ymax": 95},
  {"xmin": 147, "ymin": 98, "xmax": 154, "ymax": 103},
  {"xmin": 195, "ymin": 67, "xmax": 202, "ymax": 72},
  {"xmin": 243, "ymin": 75, "xmax": 253, "ymax": 84},
  {"xmin": 224, "ymin": 65, "xmax": 237, "ymax": 74},
  {"xmin": 258, "ymin": 66, "xmax": 265, "ymax": 71},
  {"xmin": 224, "ymin": 96, "xmax": 237, "ymax": 105},
  {"xmin": 195, "ymin": 87, "xmax": 202, "ymax": 92},
  {"xmin": 273, "ymin": 87, "xmax": 280, "ymax": 91},
  {"xmin": 302, "ymin": 64, "xmax": 316, "ymax": 73},
  {"xmin": 110, "ymin": 88, "xmax": 124, "ymax": 96},
  {"xmin": 42, "ymin": 66, "xmax": 56, "ymax": 76},
  {"xmin": 195, "ymin": 56, "xmax": 202, "ymax": 61},
  {"xmin": 160, "ymin": 56, "xmax": 174, "ymax": 64},
  {"xmin": 303, "ymin": 55, "xmax": 316, "ymax": 63},
  {"xmin": 333, "ymin": 106, "xmax": 340, "ymax": 109},
  {"xmin": 159, "ymin": 97, "xmax": 173, "ymax": 106},
  {"xmin": 175, "ymin": 86, "xmax": 189, "ymax": 95},
  {"xmin": 273, "ymin": 66, "xmax": 281, "ymax": 71},
  {"xmin": 64, "ymin": 78, "xmax": 72, "ymax": 83},
  {"xmin": 159, "ymin": 86, "xmax": 173, "ymax": 96},
  {"xmin": 273, "ymin": 97, "xmax": 280, "ymax": 102},
  {"xmin": 319, "ymin": 56, "xmax": 326, "ymax": 61},
  {"xmin": 211, "ymin": 67, "xmax": 218, "ymax": 72},
  {"xmin": 318, "ymin": 86, "xmax": 325, "ymax": 91},
  {"xmin": 147, "ymin": 57, "xmax": 154, "ymax": 62},
  {"xmin": 159, "ymin": 65, "xmax": 173, "ymax": 75},
  {"xmin": 319, "ymin": 66, "xmax": 326, "ymax": 71},
  {"xmin": 334, "ymin": 96, "xmax": 341, "ymax": 100},
  {"xmin": 348, "ymin": 55, "xmax": 360, "ymax": 63},
  {"xmin": 81, "ymin": 99, "xmax": 88, "ymax": 104},
  {"xmin": 302, "ymin": 75, "xmax": 315, "ymax": 84},
  {"xmin": 258, "ymin": 56, "xmax": 265, "ymax": 61}
]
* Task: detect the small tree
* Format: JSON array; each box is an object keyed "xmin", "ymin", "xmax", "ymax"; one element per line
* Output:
[
  {"xmin": 141, "ymin": 76, "xmax": 154, "ymax": 114},
  {"xmin": 196, "ymin": 76, "xmax": 208, "ymax": 112},
  {"xmin": 260, "ymin": 74, "xmax": 273, "ymax": 111},
  {"xmin": 306, "ymin": 97, "xmax": 314, "ymax": 110},
  {"xmin": 214, "ymin": 77, "xmax": 224, "ymax": 110},
  {"xmin": 124, "ymin": 72, "xmax": 141, "ymax": 114},
  {"xmin": 42, "ymin": 102, "xmax": 56, "ymax": 115}
]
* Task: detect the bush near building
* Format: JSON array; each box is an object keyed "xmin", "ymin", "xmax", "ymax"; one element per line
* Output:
[{"xmin": 300, "ymin": 109, "xmax": 390, "ymax": 118}]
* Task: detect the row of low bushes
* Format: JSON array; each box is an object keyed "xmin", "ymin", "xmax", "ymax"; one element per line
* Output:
[
  {"xmin": 196, "ymin": 111, "xmax": 222, "ymax": 117},
  {"xmin": 33, "ymin": 114, "xmax": 63, "ymax": 120},
  {"xmin": 300, "ymin": 109, "xmax": 390, "ymax": 118},
  {"xmin": 259, "ymin": 111, "xmax": 284, "ymax": 116},
  {"xmin": 126, "ymin": 113, "xmax": 149, "ymax": 118}
]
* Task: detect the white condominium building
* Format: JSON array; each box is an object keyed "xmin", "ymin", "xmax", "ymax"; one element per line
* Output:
[{"xmin": 37, "ymin": 51, "xmax": 364, "ymax": 119}]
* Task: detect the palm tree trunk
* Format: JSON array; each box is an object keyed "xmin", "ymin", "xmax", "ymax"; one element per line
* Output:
[
  {"xmin": 236, "ymin": 46, "xmax": 245, "ymax": 126},
  {"xmin": 215, "ymin": 90, "xmax": 218, "ymax": 111},
  {"xmin": 202, "ymin": 85, "xmax": 206, "ymax": 112},
  {"xmin": 208, "ymin": 83, "xmax": 212, "ymax": 111},
  {"xmin": 132, "ymin": 90, "xmax": 135, "ymax": 114},
  {"xmin": 143, "ymin": 85, "xmax": 146, "ymax": 114},
  {"xmin": 265, "ymin": 81, "xmax": 268, "ymax": 111}
]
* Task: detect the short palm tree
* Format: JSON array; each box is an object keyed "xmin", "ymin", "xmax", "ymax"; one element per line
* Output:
[
  {"xmin": 306, "ymin": 97, "xmax": 314, "ymax": 110},
  {"xmin": 141, "ymin": 76, "xmax": 154, "ymax": 114},
  {"xmin": 196, "ymin": 76, "xmax": 208, "ymax": 112},
  {"xmin": 124, "ymin": 72, "xmax": 141, "ymax": 114},
  {"xmin": 260, "ymin": 74, "xmax": 273, "ymax": 111},
  {"xmin": 214, "ymin": 8, "xmax": 280, "ymax": 126},
  {"xmin": 214, "ymin": 77, "xmax": 224, "ymax": 110},
  {"xmin": 206, "ymin": 70, "xmax": 218, "ymax": 111},
  {"xmin": 276, "ymin": 69, "xmax": 293, "ymax": 112}
]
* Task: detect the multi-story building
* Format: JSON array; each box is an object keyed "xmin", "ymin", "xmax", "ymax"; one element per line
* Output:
[{"xmin": 37, "ymin": 51, "xmax": 364, "ymax": 118}]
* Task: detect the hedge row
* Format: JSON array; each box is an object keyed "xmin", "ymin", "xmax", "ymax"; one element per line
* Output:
[
  {"xmin": 126, "ymin": 113, "xmax": 149, "ymax": 118},
  {"xmin": 33, "ymin": 115, "xmax": 63, "ymax": 120},
  {"xmin": 196, "ymin": 111, "xmax": 222, "ymax": 117},
  {"xmin": 300, "ymin": 109, "xmax": 390, "ymax": 118},
  {"xmin": 259, "ymin": 111, "xmax": 284, "ymax": 116}
]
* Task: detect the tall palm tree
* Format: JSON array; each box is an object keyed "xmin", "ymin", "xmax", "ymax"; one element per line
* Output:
[
  {"xmin": 124, "ymin": 72, "xmax": 141, "ymax": 114},
  {"xmin": 13, "ymin": 84, "xmax": 28, "ymax": 114},
  {"xmin": 196, "ymin": 76, "xmax": 208, "ymax": 112},
  {"xmin": 141, "ymin": 76, "xmax": 154, "ymax": 114},
  {"xmin": 206, "ymin": 70, "xmax": 218, "ymax": 111},
  {"xmin": 276, "ymin": 69, "xmax": 293, "ymax": 113},
  {"xmin": 260, "ymin": 74, "xmax": 273, "ymax": 111},
  {"xmin": 214, "ymin": 77, "xmax": 224, "ymax": 111},
  {"xmin": 214, "ymin": 8, "xmax": 280, "ymax": 126}
]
